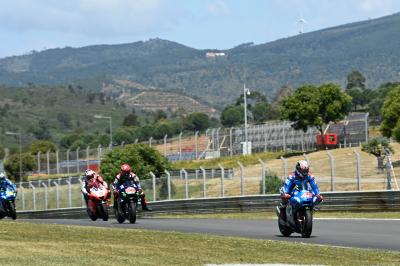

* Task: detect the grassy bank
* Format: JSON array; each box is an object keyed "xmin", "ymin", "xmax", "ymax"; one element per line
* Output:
[
  {"xmin": 172, "ymin": 150, "xmax": 286, "ymax": 169},
  {"xmin": 0, "ymin": 221, "xmax": 399, "ymax": 265}
]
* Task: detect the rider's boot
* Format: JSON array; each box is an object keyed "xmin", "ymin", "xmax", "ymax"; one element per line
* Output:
[{"xmin": 140, "ymin": 194, "xmax": 152, "ymax": 211}]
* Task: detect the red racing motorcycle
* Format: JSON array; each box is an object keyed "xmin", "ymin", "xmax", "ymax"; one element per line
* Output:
[{"xmin": 86, "ymin": 179, "xmax": 110, "ymax": 221}]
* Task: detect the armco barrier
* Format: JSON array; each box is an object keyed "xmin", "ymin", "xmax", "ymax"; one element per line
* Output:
[{"xmin": 17, "ymin": 190, "xmax": 400, "ymax": 219}]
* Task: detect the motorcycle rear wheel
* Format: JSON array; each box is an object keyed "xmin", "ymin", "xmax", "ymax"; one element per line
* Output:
[
  {"xmin": 278, "ymin": 217, "xmax": 293, "ymax": 237},
  {"xmin": 301, "ymin": 209, "xmax": 313, "ymax": 238}
]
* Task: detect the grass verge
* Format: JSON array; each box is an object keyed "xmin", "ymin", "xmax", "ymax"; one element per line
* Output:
[
  {"xmin": 0, "ymin": 221, "xmax": 399, "ymax": 265},
  {"xmin": 152, "ymin": 211, "xmax": 400, "ymax": 220}
]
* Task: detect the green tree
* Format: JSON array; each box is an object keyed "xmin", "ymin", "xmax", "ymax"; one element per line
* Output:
[
  {"xmin": 281, "ymin": 83, "xmax": 352, "ymax": 147},
  {"xmin": 183, "ymin": 112, "xmax": 211, "ymax": 131},
  {"xmin": 220, "ymin": 105, "xmax": 244, "ymax": 127},
  {"xmin": 362, "ymin": 137, "xmax": 394, "ymax": 171},
  {"xmin": 4, "ymin": 153, "xmax": 36, "ymax": 181},
  {"xmin": 33, "ymin": 119, "xmax": 51, "ymax": 140},
  {"xmin": 28, "ymin": 140, "xmax": 57, "ymax": 154},
  {"xmin": 346, "ymin": 70, "xmax": 366, "ymax": 90},
  {"xmin": 122, "ymin": 113, "xmax": 139, "ymax": 127},
  {"xmin": 251, "ymin": 102, "xmax": 272, "ymax": 123},
  {"xmin": 380, "ymin": 85, "xmax": 400, "ymax": 138},
  {"xmin": 100, "ymin": 144, "xmax": 171, "ymax": 182}
]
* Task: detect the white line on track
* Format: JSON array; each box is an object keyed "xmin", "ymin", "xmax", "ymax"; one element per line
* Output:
[{"xmin": 315, "ymin": 218, "xmax": 400, "ymax": 221}]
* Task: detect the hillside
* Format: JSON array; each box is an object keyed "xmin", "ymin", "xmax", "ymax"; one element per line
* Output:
[{"xmin": 1, "ymin": 13, "xmax": 400, "ymax": 105}]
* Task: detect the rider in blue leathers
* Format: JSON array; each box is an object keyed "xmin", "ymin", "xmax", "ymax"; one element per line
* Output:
[
  {"xmin": 0, "ymin": 172, "xmax": 17, "ymax": 217},
  {"xmin": 278, "ymin": 160, "xmax": 323, "ymax": 220}
]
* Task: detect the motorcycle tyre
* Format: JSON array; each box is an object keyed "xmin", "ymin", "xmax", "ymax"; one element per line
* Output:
[
  {"xmin": 8, "ymin": 202, "xmax": 17, "ymax": 220},
  {"xmin": 278, "ymin": 216, "xmax": 293, "ymax": 237},
  {"xmin": 0, "ymin": 204, "xmax": 5, "ymax": 220},
  {"xmin": 100, "ymin": 202, "xmax": 109, "ymax": 221},
  {"xmin": 116, "ymin": 203, "xmax": 125, "ymax": 224},
  {"xmin": 128, "ymin": 202, "xmax": 137, "ymax": 224},
  {"xmin": 301, "ymin": 209, "xmax": 313, "ymax": 238}
]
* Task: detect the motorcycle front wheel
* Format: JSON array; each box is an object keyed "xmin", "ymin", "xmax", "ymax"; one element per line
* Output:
[
  {"xmin": 128, "ymin": 202, "xmax": 137, "ymax": 224},
  {"xmin": 116, "ymin": 202, "xmax": 125, "ymax": 223},
  {"xmin": 300, "ymin": 209, "xmax": 313, "ymax": 238},
  {"xmin": 99, "ymin": 202, "xmax": 109, "ymax": 221},
  {"xmin": 8, "ymin": 202, "xmax": 17, "ymax": 220}
]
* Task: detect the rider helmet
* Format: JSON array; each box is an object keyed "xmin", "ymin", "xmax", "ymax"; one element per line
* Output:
[
  {"xmin": 85, "ymin": 169, "xmax": 95, "ymax": 179},
  {"xmin": 0, "ymin": 172, "xmax": 5, "ymax": 181},
  {"xmin": 295, "ymin": 160, "xmax": 309, "ymax": 178},
  {"xmin": 121, "ymin": 163, "xmax": 131, "ymax": 176}
]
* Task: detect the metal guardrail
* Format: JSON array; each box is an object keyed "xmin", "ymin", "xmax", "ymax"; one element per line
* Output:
[{"xmin": 17, "ymin": 190, "xmax": 400, "ymax": 219}]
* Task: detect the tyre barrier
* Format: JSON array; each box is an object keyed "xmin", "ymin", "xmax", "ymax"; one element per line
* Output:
[{"xmin": 17, "ymin": 190, "xmax": 400, "ymax": 219}]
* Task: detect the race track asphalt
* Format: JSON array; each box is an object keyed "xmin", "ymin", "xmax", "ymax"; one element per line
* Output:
[{"xmin": 16, "ymin": 217, "xmax": 400, "ymax": 251}]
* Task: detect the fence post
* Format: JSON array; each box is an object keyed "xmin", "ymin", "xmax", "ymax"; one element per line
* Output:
[
  {"xmin": 218, "ymin": 164, "xmax": 225, "ymax": 197},
  {"xmin": 19, "ymin": 185, "xmax": 25, "ymax": 210},
  {"xmin": 86, "ymin": 146, "xmax": 90, "ymax": 170},
  {"xmin": 216, "ymin": 127, "xmax": 221, "ymax": 155},
  {"xmin": 258, "ymin": 159, "xmax": 265, "ymax": 195},
  {"xmin": 97, "ymin": 145, "xmax": 102, "ymax": 162},
  {"xmin": 229, "ymin": 127, "xmax": 233, "ymax": 156},
  {"xmin": 303, "ymin": 153, "xmax": 310, "ymax": 165},
  {"xmin": 121, "ymin": 141, "xmax": 125, "ymax": 147},
  {"xmin": 237, "ymin": 161, "xmax": 244, "ymax": 196},
  {"xmin": 46, "ymin": 150, "xmax": 50, "ymax": 175},
  {"xmin": 150, "ymin": 172, "xmax": 156, "ymax": 202},
  {"xmin": 181, "ymin": 169, "xmax": 189, "ymax": 199},
  {"xmin": 164, "ymin": 134, "xmax": 168, "ymax": 157},
  {"xmin": 66, "ymin": 149, "xmax": 70, "ymax": 176},
  {"xmin": 149, "ymin": 137, "xmax": 153, "ymax": 147},
  {"xmin": 37, "ymin": 151, "xmax": 41, "ymax": 174},
  {"xmin": 56, "ymin": 150, "xmax": 60, "ymax": 175},
  {"xmin": 66, "ymin": 178, "xmax": 72, "ymax": 208},
  {"xmin": 53, "ymin": 181, "xmax": 59, "ymax": 209},
  {"xmin": 211, "ymin": 128, "xmax": 215, "ymax": 152},
  {"xmin": 195, "ymin": 131, "xmax": 199, "ymax": 159},
  {"xmin": 280, "ymin": 156, "xmax": 288, "ymax": 179},
  {"xmin": 327, "ymin": 151, "xmax": 335, "ymax": 192},
  {"xmin": 164, "ymin": 170, "xmax": 171, "ymax": 200},
  {"xmin": 179, "ymin": 132, "xmax": 183, "ymax": 161},
  {"xmin": 79, "ymin": 177, "xmax": 85, "ymax": 207},
  {"xmin": 353, "ymin": 150, "xmax": 361, "ymax": 191},
  {"xmin": 29, "ymin": 182, "xmax": 36, "ymax": 211},
  {"xmin": 41, "ymin": 181, "xmax": 48, "ymax": 210},
  {"xmin": 200, "ymin": 167, "xmax": 207, "ymax": 198},
  {"xmin": 76, "ymin": 147, "xmax": 80, "ymax": 174},
  {"xmin": 135, "ymin": 139, "xmax": 138, "ymax": 144}
]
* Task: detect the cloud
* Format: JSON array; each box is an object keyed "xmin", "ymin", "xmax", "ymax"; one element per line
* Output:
[{"xmin": 207, "ymin": 0, "xmax": 230, "ymax": 16}]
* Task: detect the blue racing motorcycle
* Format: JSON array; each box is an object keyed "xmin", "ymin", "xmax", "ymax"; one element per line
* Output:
[
  {"xmin": 276, "ymin": 184, "xmax": 321, "ymax": 238},
  {"xmin": 0, "ymin": 186, "xmax": 17, "ymax": 220}
]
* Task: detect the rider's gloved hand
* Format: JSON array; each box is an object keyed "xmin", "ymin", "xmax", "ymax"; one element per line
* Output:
[
  {"xmin": 281, "ymin": 193, "xmax": 291, "ymax": 200},
  {"xmin": 316, "ymin": 194, "xmax": 324, "ymax": 202}
]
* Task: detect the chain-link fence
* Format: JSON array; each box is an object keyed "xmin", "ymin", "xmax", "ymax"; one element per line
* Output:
[{"xmin": 13, "ymin": 146, "xmax": 399, "ymax": 211}]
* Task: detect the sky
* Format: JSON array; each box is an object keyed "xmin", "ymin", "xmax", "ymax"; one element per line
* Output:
[{"xmin": 1, "ymin": 0, "xmax": 400, "ymax": 58}]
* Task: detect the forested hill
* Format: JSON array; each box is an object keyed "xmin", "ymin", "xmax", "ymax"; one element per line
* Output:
[{"xmin": 1, "ymin": 12, "xmax": 400, "ymax": 105}]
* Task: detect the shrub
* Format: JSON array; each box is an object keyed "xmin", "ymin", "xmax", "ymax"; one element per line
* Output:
[
  {"xmin": 260, "ymin": 170, "xmax": 282, "ymax": 194},
  {"xmin": 4, "ymin": 153, "xmax": 36, "ymax": 182},
  {"xmin": 100, "ymin": 144, "xmax": 171, "ymax": 183},
  {"xmin": 158, "ymin": 177, "xmax": 177, "ymax": 200}
]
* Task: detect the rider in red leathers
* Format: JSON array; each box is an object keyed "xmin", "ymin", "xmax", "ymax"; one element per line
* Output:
[{"xmin": 112, "ymin": 164, "xmax": 152, "ymax": 211}]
